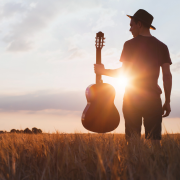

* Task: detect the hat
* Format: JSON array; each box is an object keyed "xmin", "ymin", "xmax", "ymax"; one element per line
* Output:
[{"xmin": 127, "ymin": 9, "xmax": 156, "ymax": 30}]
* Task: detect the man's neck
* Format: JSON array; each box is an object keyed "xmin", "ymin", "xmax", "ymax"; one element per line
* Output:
[{"xmin": 139, "ymin": 29, "xmax": 152, "ymax": 37}]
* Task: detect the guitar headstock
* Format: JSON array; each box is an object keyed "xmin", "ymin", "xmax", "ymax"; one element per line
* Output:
[{"xmin": 95, "ymin": 31, "xmax": 105, "ymax": 49}]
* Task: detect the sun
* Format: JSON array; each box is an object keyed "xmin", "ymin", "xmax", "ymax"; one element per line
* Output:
[
  {"xmin": 119, "ymin": 76, "xmax": 128, "ymax": 87},
  {"xmin": 108, "ymin": 75, "xmax": 129, "ymax": 92},
  {"xmin": 113, "ymin": 76, "xmax": 129, "ymax": 90}
]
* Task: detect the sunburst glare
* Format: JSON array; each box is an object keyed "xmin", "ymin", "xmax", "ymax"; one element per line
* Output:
[
  {"xmin": 118, "ymin": 76, "xmax": 129, "ymax": 88},
  {"xmin": 109, "ymin": 76, "xmax": 129, "ymax": 92}
]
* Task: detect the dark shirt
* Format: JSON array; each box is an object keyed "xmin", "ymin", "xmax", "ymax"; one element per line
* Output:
[{"xmin": 120, "ymin": 35, "xmax": 172, "ymax": 100}]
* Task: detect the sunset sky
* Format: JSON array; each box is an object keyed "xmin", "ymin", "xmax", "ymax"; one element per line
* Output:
[{"xmin": 0, "ymin": 0, "xmax": 180, "ymax": 133}]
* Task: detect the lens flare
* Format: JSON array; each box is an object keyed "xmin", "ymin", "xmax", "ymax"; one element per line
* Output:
[
  {"xmin": 111, "ymin": 75, "xmax": 129, "ymax": 92},
  {"xmin": 118, "ymin": 76, "xmax": 128, "ymax": 87}
]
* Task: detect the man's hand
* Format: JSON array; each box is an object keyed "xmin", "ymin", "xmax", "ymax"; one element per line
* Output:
[
  {"xmin": 94, "ymin": 64, "xmax": 105, "ymax": 75},
  {"xmin": 162, "ymin": 102, "xmax": 171, "ymax": 117}
]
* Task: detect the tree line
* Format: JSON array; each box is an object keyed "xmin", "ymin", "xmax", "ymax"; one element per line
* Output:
[{"xmin": 0, "ymin": 127, "xmax": 42, "ymax": 134}]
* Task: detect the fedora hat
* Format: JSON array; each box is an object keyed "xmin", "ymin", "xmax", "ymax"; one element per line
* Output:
[{"xmin": 127, "ymin": 9, "xmax": 156, "ymax": 30}]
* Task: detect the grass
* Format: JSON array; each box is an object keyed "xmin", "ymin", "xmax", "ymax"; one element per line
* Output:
[{"xmin": 0, "ymin": 133, "xmax": 180, "ymax": 180}]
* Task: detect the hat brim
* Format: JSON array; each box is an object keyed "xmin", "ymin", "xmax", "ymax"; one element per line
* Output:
[{"xmin": 127, "ymin": 15, "xmax": 156, "ymax": 30}]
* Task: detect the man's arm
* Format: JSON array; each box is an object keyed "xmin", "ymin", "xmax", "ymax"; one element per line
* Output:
[
  {"xmin": 161, "ymin": 63, "xmax": 172, "ymax": 117},
  {"xmin": 94, "ymin": 62, "xmax": 129, "ymax": 77}
]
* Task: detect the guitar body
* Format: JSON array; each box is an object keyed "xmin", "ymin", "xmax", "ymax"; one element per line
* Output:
[
  {"xmin": 81, "ymin": 31, "xmax": 120, "ymax": 133},
  {"xmin": 82, "ymin": 83, "xmax": 120, "ymax": 133}
]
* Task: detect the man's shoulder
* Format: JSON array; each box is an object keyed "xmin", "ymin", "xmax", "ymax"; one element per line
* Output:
[
  {"xmin": 124, "ymin": 38, "xmax": 136, "ymax": 45},
  {"xmin": 152, "ymin": 36, "xmax": 168, "ymax": 47},
  {"xmin": 123, "ymin": 36, "xmax": 142, "ymax": 47},
  {"xmin": 124, "ymin": 36, "xmax": 168, "ymax": 48}
]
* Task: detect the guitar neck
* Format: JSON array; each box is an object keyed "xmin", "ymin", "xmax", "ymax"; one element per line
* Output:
[
  {"xmin": 95, "ymin": 31, "xmax": 105, "ymax": 84},
  {"xmin": 96, "ymin": 48, "xmax": 102, "ymax": 84}
]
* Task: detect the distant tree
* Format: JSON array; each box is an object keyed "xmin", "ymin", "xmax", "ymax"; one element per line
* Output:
[
  {"xmin": 24, "ymin": 128, "xmax": 32, "ymax": 134},
  {"xmin": 16, "ymin": 130, "xmax": 20, "ymax": 133},
  {"xmin": 37, "ymin": 129, "xmax": 42, "ymax": 134},
  {"xmin": 10, "ymin": 129, "xmax": 17, "ymax": 133},
  {"xmin": 0, "ymin": 131, "xmax": 4, "ymax": 134},
  {"xmin": 32, "ymin": 127, "xmax": 42, "ymax": 134},
  {"xmin": 32, "ymin": 127, "xmax": 38, "ymax": 134},
  {"xmin": 8, "ymin": 128, "xmax": 42, "ymax": 134}
]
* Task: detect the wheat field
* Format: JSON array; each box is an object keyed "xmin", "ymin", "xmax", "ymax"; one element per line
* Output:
[{"xmin": 0, "ymin": 132, "xmax": 180, "ymax": 180}]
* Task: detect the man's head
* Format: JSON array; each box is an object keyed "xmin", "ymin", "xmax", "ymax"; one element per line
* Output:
[
  {"xmin": 129, "ymin": 17, "xmax": 150, "ymax": 37},
  {"xmin": 127, "ymin": 9, "xmax": 155, "ymax": 37}
]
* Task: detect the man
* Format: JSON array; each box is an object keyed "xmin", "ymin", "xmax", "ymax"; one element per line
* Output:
[{"xmin": 94, "ymin": 9, "xmax": 172, "ymax": 146}]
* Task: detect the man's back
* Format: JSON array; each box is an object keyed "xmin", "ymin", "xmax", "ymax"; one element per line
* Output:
[{"xmin": 120, "ymin": 35, "xmax": 172, "ymax": 98}]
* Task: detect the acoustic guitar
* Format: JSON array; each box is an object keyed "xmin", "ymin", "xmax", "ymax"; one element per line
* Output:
[{"xmin": 81, "ymin": 31, "xmax": 120, "ymax": 133}]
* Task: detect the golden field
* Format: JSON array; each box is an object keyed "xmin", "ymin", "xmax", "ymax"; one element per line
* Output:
[{"xmin": 0, "ymin": 133, "xmax": 180, "ymax": 180}]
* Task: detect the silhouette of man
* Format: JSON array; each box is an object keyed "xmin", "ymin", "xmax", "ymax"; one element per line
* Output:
[{"xmin": 94, "ymin": 9, "xmax": 172, "ymax": 146}]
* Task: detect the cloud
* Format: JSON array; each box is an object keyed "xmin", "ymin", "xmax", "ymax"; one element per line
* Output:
[
  {"xmin": 3, "ymin": 1, "xmax": 62, "ymax": 51},
  {"xmin": 0, "ymin": 2, "xmax": 27, "ymax": 19},
  {"xmin": 64, "ymin": 48, "xmax": 88, "ymax": 61},
  {"xmin": 2, "ymin": 0, "xmax": 100, "ymax": 52},
  {"xmin": 171, "ymin": 62, "xmax": 180, "ymax": 72},
  {"xmin": 7, "ymin": 39, "xmax": 32, "ymax": 51},
  {"xmin": 0, "ymin": 90, "xmax": 179, "ymax": 119},
  {"xmin": 92, "ymin": 8, "xmax": 117, "ymax": 31},
  {"xmin": 170, "ymin": 52, "xmax": 180, "ymax": 62},
  {"xmin": 0, "ymin": 90, "xmax": 86, "ymax": 111},
  {"xmin": 25, "ymin": 109, "xmax": 81, "ymax": 117},
  {"xmin": 169, "ymin": 93, "xmax": 180, "ymax": 118}
]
